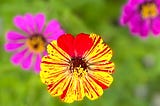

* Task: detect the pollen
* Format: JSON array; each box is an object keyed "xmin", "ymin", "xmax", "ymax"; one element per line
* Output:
[
  {"xmin": 141, "ymin": 2, "xmax": 158, "ymax": 19},
  {"xmin": 70, "ymin": 57, "xmax": 88, "ymax": 78},
  {"xmin": 26, "ymin": 34, "xmax": 46, "ymax": 53},
  {"xmin": 73, "ymin": 66, "xmax": 87, "ymax": 78}
]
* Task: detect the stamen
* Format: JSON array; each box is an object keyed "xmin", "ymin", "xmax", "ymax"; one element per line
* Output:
[
  {"xmin": 69, "ymin": 57, "xmax": 88, "ymax": 77},
  {"xmin": 26, "ymin": 34, "xmax": 46, "ymax": 53},
  {"xmin": 140, "ymin": 2, "xmax": 158, "ymax": 19}
]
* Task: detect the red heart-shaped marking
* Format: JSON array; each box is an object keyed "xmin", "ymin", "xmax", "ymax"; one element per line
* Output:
[{"xmin": 57, "ymin": 33, "xmax": 93, "ymax": 57}]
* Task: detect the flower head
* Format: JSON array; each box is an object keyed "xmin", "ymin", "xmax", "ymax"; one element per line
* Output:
[
  {"xmin": 40, "ymin": 33, "xmax": 115, "ymax": 103},
  {"xmin": 120, "ymin": 0, "xmax": 160, "ymax": 38},
  {"xmin": 5, "ymin": 13, "xmax": 65, "ymax": 73}
]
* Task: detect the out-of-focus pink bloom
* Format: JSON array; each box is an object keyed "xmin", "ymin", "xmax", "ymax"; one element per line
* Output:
[
  {"xmin": 120, "ymin": 0, "xmax": 160, "ymax": 38},
  {"xmin": 5, "ymin": 13, "xmax": 65, "ymax": 73}
]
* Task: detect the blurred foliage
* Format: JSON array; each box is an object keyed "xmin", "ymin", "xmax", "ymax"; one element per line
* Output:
[{"xmin": 1, "ymin": 0, "xmax": 160, "ymax": 106}]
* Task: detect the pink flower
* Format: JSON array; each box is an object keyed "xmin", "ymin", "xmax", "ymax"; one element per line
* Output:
[
  {"xmin": 5, "ymin": 13, "xmax": 65, "ymax": 73},
  {"xmin": 120, "ymin": 0, "xmax": 160, "ymax": 38}
]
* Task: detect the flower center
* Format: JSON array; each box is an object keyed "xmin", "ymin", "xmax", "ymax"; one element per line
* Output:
[
  {"xmin": 26, "ymin": 34, "xmax": 46, "ymax": 53},
  {"xmin": 70, "ymin": 57, "xmax": 88, "ymax": 78},
  {"xmin": 140, "ymin": 2, "xmax": 158, "ymax": 19}
]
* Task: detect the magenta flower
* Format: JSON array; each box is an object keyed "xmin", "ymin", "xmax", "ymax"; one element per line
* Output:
[
  {"xmin": 5, "ymin": 13, "xmax": 65, "ymax": 73},
  {"xmin": 120, "ymin": 0, "xmax": 160, "ymax": 38}
]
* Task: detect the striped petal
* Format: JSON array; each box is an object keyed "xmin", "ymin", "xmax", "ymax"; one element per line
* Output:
[
  {"xmin": 40, "ymin": 55, "xmax": 69, "ymax": 85},
  {"xmin": 84, "ymin": 34, "xmax": 112, "ymax": 63},
  {"xmin": 83, "ymin": 76, "xmax": 104, "ymax": 100},
  {"xmin": 40, "ymin": 55, "xmax": 71, "ymax": 96},
  {"xmin": 47, "ymin": 40, "xmax": 71, "ymax": 62},
  {"xmin": 88, "ymin": 71, "xmax": 113, "ymax": 90},
  {"xmin": 89, "ymin": 61, "xmax": 115, "ymax": 74},
  {"xmin": 47, "ymin": 74, "xmax": 71, "ymax": 97},
  {"xmin": 60, "ymin": 77, "xmax": 85, "ymax": 103}
]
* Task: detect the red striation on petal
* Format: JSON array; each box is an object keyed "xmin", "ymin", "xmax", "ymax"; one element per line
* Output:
[
  {"xmin": 57, "ymin": 33, "xmax": 93, "ymax": 57},
  {"xmin": 42, "ymin": 61, "xmax": 68, "ymax": 65},
  {"xmin": 75, "ymin": 33, "xmax": 93, "ymax": 57},
  {"xmin": 48, "ymin": 84, "xmax": 53, "ymax": 90},
  {"xmin": 48, "ymin": 78, "xmax": 66, "ymax": 92},
  {"xmin": 57, "ymin": 34, "xmax": 75, "ymax": 57},
  {"xmin": 89, "ymin": 75, "xmax": 108, "ymax": 89},
  {"xmin": 60, "ymin": 82, "xmax": 70, "ymax": 99},
  {"xmin": 85, "ymin": 78, "xmax": 100, "ymax": 96}
]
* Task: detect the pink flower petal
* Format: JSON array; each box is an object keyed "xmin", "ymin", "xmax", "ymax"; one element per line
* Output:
[
  {"xmin": 123, "ymin": 5, "xmax": 134, "ymax": 15},
  {"xmin": 140, "ymin": 21, "xmax": 149, "ymax": 38},
  {"xmin": 151, "ymin": 17, "xmax": 160, "ymax": 35},
  {"xmin": 42, "ymin": 50, "xmax": 48, "ymax": 56},
  {"xmin": 120, "ymin": 5, "xmax": 135, "ymax": 25},
  {"xmin": 129, "ymin": 0, "xmax": 145, "ymax": 6},
  {"xmin": 47, "ymin": 29, "xmax": 65, "ymax": 40},
  {"xmin": 11, "ymin": 48, "xmax": 28, "ymax": 65},
  {"xmin": 24, "ymin": 13, "xmax": 35, "ymax": 33},
  {"xmin": 44, "ymin": 20, "xmax": 63, "ymax": 36},
  {"xmin": 5, "ymin": 42, "xmax": 25, "ymax": 51},
  {"xmin": 6, "ymin": 31, "xmax": 26, "ymax": 40},
  {"xmin": 129, "ymin": 13, "xmax": 149, "ymax": 37},
  {"xmin": 34, "ymin": 54, "xmax": 41, "ymax": 73},
  {"xmin": 155, "ymin": 0, "xmax": 160, "ymax": 5},
  {"xmin": 14, "ymin": 16, "xmax": 30, "ymax": 34},
  {"xmin": 21, "ymin": 53, "xmax": 33, "ymax": 70},
  {"xmin": 34, "ymin": 13, "xmax": 45, "ymax": 33}
]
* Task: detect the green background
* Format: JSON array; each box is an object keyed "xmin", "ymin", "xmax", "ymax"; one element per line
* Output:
[{"xmin": 1, "ymin": 0, "xmax": 160, "ymax": 106}]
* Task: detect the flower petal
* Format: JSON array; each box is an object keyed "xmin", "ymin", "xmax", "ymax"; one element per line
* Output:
[
  {"xmin": 47, "ymin": 74, "xmax": 71, "ymax": 97},
  {"xmin": 57, "ymin": 34, "xmax": 75, "ymax": 57},
  {"xmin": 151, "ymin": 17, "xmax": 160, "ymax": 35},
  {"xmin": 14, "ymin": 15, "xmax": 30, "ymax": 34},
  {"xmin": 74, "ymin": 33, "xmax": 93, "ymax": 57},
  {"xmin": 89, "ymin": 61, "xmax": 115, "ymax": 74},
  {"xmin": 84, "ymin": 34, "xmax": 112, "ymax": 63},
  {"xmin": 47, "ymin": 40, "xmax": 71, "ymax": 61},
  {"xmin": 47, "ymin": 29, "xmax": 65, "ymax": 41},
  {"xmin": 44, "ymin": 20, "xmax": 63, "ymax": 36},
  {"xmin": 129, "ymin": 0, "xmax": 145, "ymax": 6},
  {"xmin": 60, "ymin": 77, "xmax": 85, "ymax": 103},
  {"xmin": 11, "ymin": 48, "xmax": 28, "ymax": 65},
  {"xmin": 155, "ymin": 0, "xmax": 160, "ymax": 5},
  {"xmin": 40, "ymin": 55, "xmax": 69, "ymax": 85},
  {"xmin": 34, "ymin": 54, "xmax": 41, "ymax": 73},
  {"xmin": 129, "ymin": 13, "xmax": 149, "ymax": 37},
  {"xmin": 88, "ymin": 71, "xmax": 113, "ymax": 90},
  {"xmin": 57, "ymin": 33, "xmax": 93, "ymax": 57},
  {"xmin": 34, "ymin": 13, "xmax": 45, "ymax": 33},
  {"xmin": 6, "ymin": 31, "xmax": 26, "ymax": 41},
  {"xmin": 21, "ymin": 53, "xmax": 33, "ymax": 70},
  {"xmin": 83, "ymin": 76, "xmax": 103, "ymax": 100},
  {"xmin": 40, "ymin": 55, "xmax": 71, "ymax": 97},
  {"xmin": 24, "ymin": 13, "xmax": 35, "ymax": 33},
  {"xmin": 5, "ymin": 42, "xmax": 25, "ymax": 51},
  {"xmin": 120, "ymin": 5, "xmax": 135, "ymax": 25}
]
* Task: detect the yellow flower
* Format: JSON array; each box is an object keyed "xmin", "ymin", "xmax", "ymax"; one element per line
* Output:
[{"xmin": 40, "ymin": 33, "xmax": 115, "ymax": 103}]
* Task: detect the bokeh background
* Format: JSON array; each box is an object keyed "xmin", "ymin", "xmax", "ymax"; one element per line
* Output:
[{"xmin": 1, "ymin": 0, "xmax": 160, "ymax": 106}]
